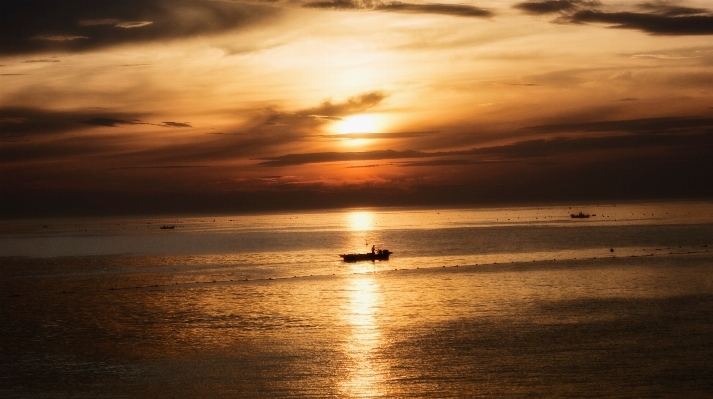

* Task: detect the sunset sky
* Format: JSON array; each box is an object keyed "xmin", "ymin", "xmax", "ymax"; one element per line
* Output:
[{"xmin": 2, "ymin": 0, "xmax": 713, "ymax": 217}]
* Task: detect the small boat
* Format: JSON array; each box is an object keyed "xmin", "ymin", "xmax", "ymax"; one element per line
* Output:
[
  {"xmin": 340, "ymin": 249, "xmax": 392, "ymax": 262},
  {"xmin": 570, "ymin": 212, "xmax": 590, "ymax": 219},
  {"xmin": 160, "ymin": 225, "xmax": 175, "ymax": 229}
]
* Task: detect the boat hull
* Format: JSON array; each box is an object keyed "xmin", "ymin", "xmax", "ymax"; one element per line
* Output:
[{"xmin": 339, "ymin": 251, "xmax": 392, "ymax": 262}]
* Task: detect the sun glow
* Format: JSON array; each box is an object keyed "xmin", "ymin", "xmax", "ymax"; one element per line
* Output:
[{"xmin": 335, "ymin": 115, "xmax": 378, "ymax": 134}]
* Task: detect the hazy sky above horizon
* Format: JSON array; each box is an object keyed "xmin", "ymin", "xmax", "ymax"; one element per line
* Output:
[{"xmin": 2, "ymin": 0, "xmax": 713, "ymax": 215}]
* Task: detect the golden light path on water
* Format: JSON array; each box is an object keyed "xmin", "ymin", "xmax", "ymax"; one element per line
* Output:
[
  {"xmin": 346, "ymin": 211, "xmax": 377, "ymax": 255},
  {"xmin": 340, "ymin": 276, "xmax": 385, "ymax": 397},
  {"xmin": 341, "ymin": 210, "xmax": 386, "ymax": 395}
]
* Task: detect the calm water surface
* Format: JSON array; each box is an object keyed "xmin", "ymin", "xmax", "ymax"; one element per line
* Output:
[{"xmin": 1, "ymin": 202, "xmax": 712, "ymax": 397}]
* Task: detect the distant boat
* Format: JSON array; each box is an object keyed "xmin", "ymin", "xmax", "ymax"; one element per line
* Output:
[
  {"xmin": 340, "ymin": 249, "xmax": 392, "ymax": 262},
  {"xmin": 160, "ymin": 225, "xmax": 175, "ymax": 229},
  {"xmin": 570, "ymin": 212, "xmax": 590, "ymax": 219}
]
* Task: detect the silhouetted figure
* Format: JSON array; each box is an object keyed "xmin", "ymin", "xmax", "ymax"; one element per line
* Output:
[{"xmin": 371, "ymin": 245, "xmax": 376, "ymax": 254}]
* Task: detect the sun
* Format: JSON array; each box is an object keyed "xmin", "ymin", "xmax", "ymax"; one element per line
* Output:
[{"xmin": 335, "ymin": 115, "xmax": 377, "ymax": 134}]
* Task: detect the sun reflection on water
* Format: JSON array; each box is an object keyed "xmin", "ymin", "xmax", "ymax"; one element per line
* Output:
[
  {"xmin": 347, "ymin": 211, "xmax": 374, "ymax": 232},
  {"xmin": 341, "ymin": 276, "xmax": 385, "ymax": 397}
]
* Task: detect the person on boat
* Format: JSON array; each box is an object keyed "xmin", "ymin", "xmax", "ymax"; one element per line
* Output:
[{"xmin": 371, "ymin": 245, "xmax": 376, "ymax": 254}]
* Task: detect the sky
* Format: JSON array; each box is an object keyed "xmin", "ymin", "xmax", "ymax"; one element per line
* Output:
[{"xmin": 1, "ymin": 0, "xmax": 713, "ymax": 217}]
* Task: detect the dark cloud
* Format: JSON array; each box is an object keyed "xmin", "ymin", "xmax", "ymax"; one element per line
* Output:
[
  {"xmin": 297, "ymin": 91, "xmax": 388, "ymax": 117},
  {"xmin": 345, "ymin": 164, "xmax": 382, "ymax": 168},
  {"xmin": 514, "ymin": 0, "xmax": 713, "ymax": 35},
  {"xmin": 113, "ymin": 165, "xmax": 208, "ymax": 169},
  {"xmin": 159, "ymin": 121, "xmax": 192, "ymax": 128},
  {"xmin": 398, "ymin": 158, "xmax": 474, "ymax": 167},
  {"xmin": 4, "ymin": 115, "xmax": 713, "ymax": 216},
  {"xmin": 256, "ymin": 116, "xmax": 713, "ymax": 166},
  {"xmin": 513, "ymin": 0, "xmax": 594, "ymax": 15},
  {"xmin": 2, "ymin": 90, "xmax": 390, "ymax": 171},
  {"xmin": 256, "ymin": 149, "xmax": 430, "ymax": 166},
  {"xmin": 82, "ymin": 117, "xmax": 145, "ymax": 127},
  {"xmin": 0, "ymin": 0, "xmax": 280, "ymax": 55},
  {"xmin": 304, "ymin": 0, "xmax": 361, "ymax": 9},
  {"xmin": 636, "ymin": 3, "xmax": 709, "ymax": 17},
  {"xmin": 0, "ymin": 107, "xmax": 147, "ymax": 136},
  {"xmin": 464, "ymin": 134, "xmax": 713, "ymax": 160},
  {"xmin": 22, "ymin": 58, "xmax": 61, "ymax": 63},
  {"xmin": 0, "ymin": 130, "xmax": 131, "ymax": 163},
  {"xmin": 569, "ymin": 9, "xmax": 713, "ymax": 35},
  {"xmin": 0, "ymin": 107, "xmax": 200, "ymax": 137},
  {"xmin": 525, "ymin": 116, "xmax": 713, "ymax": 135},
  {"xmin": 375, "ymin": 2, "xmax": 493, "ymax": 17},
  {"xmin": 304, "ymin": 0, "xmax": 493, "ymax": 17}
]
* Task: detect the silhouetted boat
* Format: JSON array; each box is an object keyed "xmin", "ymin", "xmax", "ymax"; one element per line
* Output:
[
  {"xmin": 160, "ymin": 225, "xmax": 175, "ymax": 229},
  {"xmin": 340, "ymin": 249, "xmax": 392, "ymax": 262},
  {"xmin": 570, "ymin": 212, "xmax": 590, "ymax": 219}
]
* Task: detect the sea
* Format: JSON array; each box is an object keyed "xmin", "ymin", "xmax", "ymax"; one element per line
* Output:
[{"xmin": 1, "ymin": 202, "xmax": 712, "ymax": 398}]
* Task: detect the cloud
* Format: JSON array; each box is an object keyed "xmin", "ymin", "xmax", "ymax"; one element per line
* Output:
[
  {"xmin": 303, "ymin": 0, "xmax": 493, "ymax": 17},
  {"xmin": 113, "ymin": 165, "xmax": 208, "ymax": 169},
  {"xmin": 0, "ymin": 107, "xmax": 200, "ymax": 136},
  {"xmin": 524, "ymin": 116, "xmax": 713, "ymax": 135},
  {"xmin": 22, "ymin": 58, "xmax": 61, "ymax": 63},
  {"xmin": 514, "ymin": 1, "xmax": 713, "ymax": 35},
  {"xmin": 569, "ymin": 9, "xmax": 713, "ymax": 35},
  {"xmin": 78, "ymin": 19, "xmax": 153, "ymax": 29},
  {"xmin": 321, "ymin": 131, "xmax": 436, "ymax": 140},
  {"xmin": 115, "ymin": 21, "xmax": 154, "ymax": 29},
  {"xmin": 297, "ymin": 91, "xmax": 388, "ymax": 117},
  {"xmin": 255, "ymin": 116, "xmax": 713, "ymax": 166},
  {"xmin": 82, "ymin": 117, "xmax": 145, "ymax": 127},
  {"xmin": 345, "ymin": 164, "xmax": 382, "ymax": 168},
  {"xmin": 4, "ymin": 111, "xmax": 713, "ymax": 216},
  {"xmin": 375, "ymin": 2, "xmax": 493, "ymax": 17},
  {"xmin": 636, "ymin": 3, "xmax": 709, "ymax": 17},
  {"xmin": 256, "ymin": 149, "xmax": 429, "ymax": 166},
  {"xmin": 398, "ymin": 158, "xmax": 474, "ymax": 167},
  {"xmin": 0, "ymin": 107, "xmax": 148, "ymax": 136},
  {"xmin": 31, "ymin": 35, "xmax": 89, "ymax": 42},
  {"xmin": 304, "ymin": 0, "xmax": 363, "ymax": 9},
  {"xmin": 0, "ymin": 0, "xmax": 280, "ymax": 55},
  {"xmin": 513, "ymin": 0, "xmax": 595, "ymax": 15},
  {"xmin": 0, "ymin": 90, "xmax": 388, "ymax": 170},
  {"xmin": 159, "ymin": 121, "xmax": 192, "ymax": 128},
  {"xmin": 79, "ymin": 18, "xmax": 122, "ymax": 27},
  {"xmin": 631, "ymin": 53, "xmax": 692, "ymax": 60}
]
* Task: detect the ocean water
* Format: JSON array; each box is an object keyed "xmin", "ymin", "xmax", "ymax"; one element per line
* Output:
[{"xmin": 1, "ymin": 202, "xmax": 712, "ymax": 398}]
